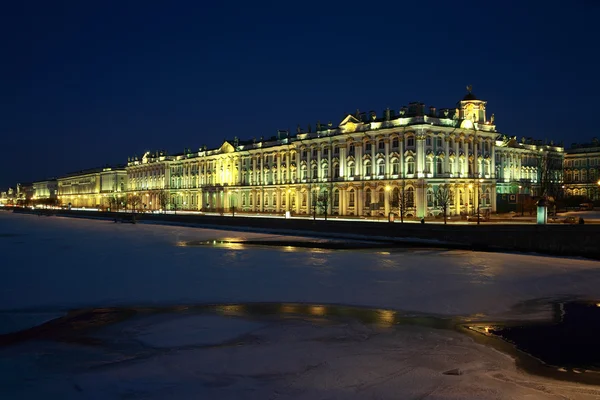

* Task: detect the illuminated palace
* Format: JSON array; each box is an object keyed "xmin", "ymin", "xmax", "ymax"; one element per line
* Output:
[
  {"xmin": 57, "ymin": 166, "xmax": 127, "ymax": 208},
  {"xmin": 126, "ymin": 89, "xmax": 564, "ymax": 218},
  {"xmin": 562, "ymin": 139, "xmax": 600, "ymax": 200}
]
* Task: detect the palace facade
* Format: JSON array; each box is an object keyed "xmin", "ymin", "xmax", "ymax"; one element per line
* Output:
[
  {"xmin": 57, "ymin": 166, "xmax": 127, "ymax": 208},
  {"xmin": 126, "ymin": 89, "xmax": 564, "ymax": 218},
  {"xmin": 564, "ymin": 139, "xmax": 600, "ymax": 200}
]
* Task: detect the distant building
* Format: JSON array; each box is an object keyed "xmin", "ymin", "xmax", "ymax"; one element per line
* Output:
[
  {"xmin": 32, "ymin": 179, "xmax": 58, "ymax": 205},
  {"xmin": 57, "ymin": 166, "xmax": 127, "ymax": 208},
  {"xmin": 564, "ymin": 138, "xmax": 600, "ymax": 200},
  {"xmin": 494, "ymin": 137, "xmax": 564, "ymax": 212},
  {"xmin": 126, "ymin": 89, "xmax": 563, "ymax": 217},
  {"xmin": 16, "ymin": 183, "xmax": 34, "ymax": 206}
]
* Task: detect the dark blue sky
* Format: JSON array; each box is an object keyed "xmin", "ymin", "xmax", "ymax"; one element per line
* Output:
[{"xmin": 2, "ymin": 0, "xmax": 599, "ymax": 188}]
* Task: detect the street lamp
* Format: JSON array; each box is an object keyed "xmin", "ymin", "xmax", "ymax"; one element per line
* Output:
[
  {"xmin": 518, "ymin": 185, "xmax": 523, "ymax": 216},
  {"xmin": 468, "ymin": 183, "xmax": 474, "ymax": 216}
]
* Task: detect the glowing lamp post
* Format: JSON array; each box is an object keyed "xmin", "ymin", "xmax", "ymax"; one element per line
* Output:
[{"xmin": 536, "ymin": 198, "xmax": 548, "ymax": 225}]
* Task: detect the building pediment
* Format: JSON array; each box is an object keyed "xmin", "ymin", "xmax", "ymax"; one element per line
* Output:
[{"xmin": 219, "ymin": 141, "xmax": 236, "ymax": 154}]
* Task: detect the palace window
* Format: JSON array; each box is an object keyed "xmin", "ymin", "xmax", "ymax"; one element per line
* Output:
[
  {"xmin": 436, "ymin": 158, "xmax": 443, "ymax": 174},
  {"xmin": 407, "ymin": 137, "xmax": 415, "ymax": 147},
  {"xmin": 349, "ymin": 145, "xmax": 355, "ymax": 156},
  {"xmin": 333, "ymin": 189, "xmax": 339, "ymax": 207},
  {"xmin": 366, "ymin": 142, "xmax": 372, "ymax": 152},
  {"xmin": 392, "ymin": 138, "xmax": 399, "ymax": 149},
  {"xmin": 334, "ymin": 164, "xmax": 340, "ymax": 179},
  {"xmin": 365, "ymin": 189, "xmax": 371, "ymax": 208},
  {"xmin": 312, "ymin": 165, "xmax": 318, "ymax": 179},
  {"xmin": 323, "ymin": 148, "xmax": 329, "ymax": 156},
  {"xmin": 348, "ymin": 162, "xmax": 355, "ymax": 177},
  {"xmin": 301, "ymin": 166, "xmax": 307, "ymax": 180},
  {"xmin": 377, "ymin": 160, "xmax": 385, "ymax": 176},
  {"xmin": 378, "ymin": 188, "xmax": 385, "ymax": 207},
  {"xmin": 365, "ymin": 161, "xmax": 372, "ymax": 176},
  {"xmin": 334, "ymin": 146, "xmax": 339, "ymax": 155},
  {"xmin": 378, "ymin": 141, "xmax": 385, "ymax": 150},
  {"xmin": 426, "ymin": 137, "xmax": 432, "ymax": 146},
  {"xmin": 242, "ymin": 194, "xmax": 247, "ymax": 206},
  {"xmin": 322, "ymin": 164, "xmax": 329, "ymax": 179},
  {"xmin": 426, "ymin": 158, "xmax": 433, "ymax": 174},
  {"xmin": 406, "ymin": 187, "xmax": 415, "ymax": 207},
  {"xmin": 406, "ymin": 158, "xmax": 415, "ymax": 175},
  {"xmin": 436, "ymin": 137, "xmax": 442, "ymax": 148},
  {"xmin": 312, "ymin": 149, "xmax": 317, "ymax": 158},
  {"xmin": 302, "ymin": 192, "xmax": 307, "ymax": 207},
  {"xmin": 281, "ymin": 194, "xmax": 286, "ymax": 206},
  {"xmin": 427, "ymin": 189, "xmax": 434, "ymax": 207},
  {"xmin": 392, "ymin": 159, "xmax": 400, "ymax": 175},
  {"xmin": 349, "ymin": 189, "xmax": 355, "ymax": 207}
]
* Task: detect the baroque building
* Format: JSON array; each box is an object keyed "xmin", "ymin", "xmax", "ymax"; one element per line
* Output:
[
  {"xmin": 57, "ymin": 166, "xmax": 127, "ymax": 208},
  {"xmin": 564, "ymin": 139, "xmax": 600, "ymax": 200},
  {"xmin": 32, "ymin": 179, "xmax": 58, "ymax": 204},
  {"xmin": 129, "ymin": 89, "xmax": 521, "ymax": 218}
]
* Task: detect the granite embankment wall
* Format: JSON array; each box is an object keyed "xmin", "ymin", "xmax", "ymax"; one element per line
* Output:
[{"xmin": 11, "ymin": 208, "xmax": 600, "ymax": 259}]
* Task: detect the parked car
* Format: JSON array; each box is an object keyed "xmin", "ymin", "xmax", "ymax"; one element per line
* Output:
[
  {"xmin": 563, "ymin": 216, "xmax": 578, "ymax": 224},
  {"xmin": 466, "ymin": 214, "xmax": 489, "ymax": 222}
]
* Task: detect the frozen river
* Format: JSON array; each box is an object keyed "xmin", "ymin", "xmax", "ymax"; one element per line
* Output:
[{"xmin": 1, "ymin": 212, "xmax": 600, "ymax": 399}]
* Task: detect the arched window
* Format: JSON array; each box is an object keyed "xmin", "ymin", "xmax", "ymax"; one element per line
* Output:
[
  {"xmin": 257, "ymin": 194, "xmax": 261, "ymax": 206},
  {"xmin": 365, "ymin": 188, "xmax": 371, "ymax": 208},
  {"xmin": 406, "ymin": 158, "xmax": 415, "ymax": 175},
  {"xmin": 348, "ymin": 162, "xmax": 355, "ymax": 177},
  {"xmin": 242, "ymin": 194, "xmax": 247, "ymax": 206},
  {"xmin": 301, "ymin": 165, "xmax": 307, "ymax": 180},
  {"xmin": 449, "ymin": 158, "xmax": 455, "ymax": 174},
  {"xmin": 407, "ymin": 136, "xmax": 415, "ymax": 147},
  {"xmin": 392, "ymin": 138, "xmax": 399, "ymax": 148},
  {"xmin": 349, "ymin": 189, "xmax": 355, "ymax": 207},
  {"xmin": 377, "ymin": 159, "xmax": 385, "ymax": 176},
  {"xmin": 333, "ymin": 163, "xmax": 340, "ymax": 179},
  {"xmin": 301, "ymin": 192, "xmax": 307, "ymax": 207},
  {"xmin": 427, "ymin": 189, "xmax": 434, "ymax": 207},
  {"xmin": 484, "ymin": 189, "xmax": 491, "ymax": 206},
  {"xmin": 378, "ymin": 188, "xmax": 385, "ymax": 206},
  {"xmin": 406, "ymin": 187, "xmax": 415, "ymax": 207},
  {"xmin": 265, "ymin": 194, "xmax": 269, "ymax": 206},
  {"xmin": 426, "ymin": 157, "xmax": 433, "ymax": 174},
  {"xmin": 365, "ymin": 161, "xmax": 372, "ymax": 177},
  {"xmin": 459, "ymin": 158, "xmax": 465, "ymax": 175},
  {"xmin": 582, "ymin": 169, "xmax": 587, "ymax": 182},
  {"xmin": 281, "ymin": 193, "xmax": 286, "ymax": 206},
  {"xmin": 436, "ymin": 158, "xmax": 443, "ymax": 174},
  {"xmin": 459, "ymin": 189, "xmax": 465, "ymax": 205},
  {"xmin": 249, "ymin": 194, "xmax": 253, "ymax": 206},
  {"xmin": 392, "ymin": 158, "xmax": 400, "ymax": 175},
  {"xmin": 392, "ymin": 187, "xmax": 400, "ymax": 209},
  {"xmin": 272, "ymin": 193, "xmax": 276, "ymax": 206},
  {"xmin": 333, "ymin": 189, "xmax": 339, "ymax": 207},
  {"xmin": 322, "ymin": 163, "xmax": 329, "ymax": 179},
  {"xmin": 312, "ymin": 165, "xmax": 318, "ymax": 180},
  {"xmin": 291, "ymin": 193, "xmax": 296, "ymax": 207}
]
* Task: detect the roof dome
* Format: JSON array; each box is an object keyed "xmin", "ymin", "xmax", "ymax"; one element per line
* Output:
[{"xmin": 462, "ymin": 92, "xmax": 478, "ymax": 101}]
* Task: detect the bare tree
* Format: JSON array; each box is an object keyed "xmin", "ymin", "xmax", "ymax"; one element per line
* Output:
[
  {"xmin": 156, "ymin": 189, "xmax": 170, "ymax": 213},
  {"xmin": 435, "ymin": 184, "xmax": 451, "ymax": 225},
  {"xmin": 316, "ymin": 186, "xmax": 330, "ymax": 221},
  {"xmin": 127, "ymin": 193, "xmax": 142, "ymax": 213},
  {"xmin": 394, "ymin": 179, "xmax": 408, "ymax": 223},
  {"xmin": 538, "ymin": 152, "xmax": 563, "ymax": 214}
]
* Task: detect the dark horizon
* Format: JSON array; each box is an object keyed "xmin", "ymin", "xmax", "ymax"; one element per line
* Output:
[{"xmin": 2, "ymin": 1, "xmax": 599, "ymax": 188}]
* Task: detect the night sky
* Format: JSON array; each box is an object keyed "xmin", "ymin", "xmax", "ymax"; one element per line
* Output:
[{"xmin": 2, "ymin": 1, "xmax": 599, "ymax": 188}]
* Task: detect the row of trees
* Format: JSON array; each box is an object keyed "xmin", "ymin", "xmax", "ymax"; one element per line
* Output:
[{"xmin": 307, "ymin": 182, "xmax": 454, "ymax": 224}]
